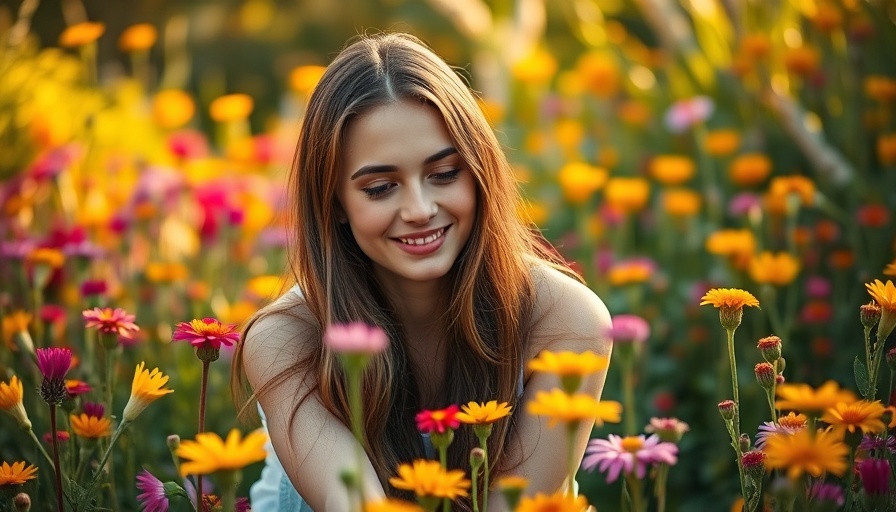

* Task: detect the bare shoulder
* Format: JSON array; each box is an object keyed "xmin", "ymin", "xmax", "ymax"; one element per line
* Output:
[{"xmin": 527, "ymin": 262, "xmax": 612, "ymax": 358}]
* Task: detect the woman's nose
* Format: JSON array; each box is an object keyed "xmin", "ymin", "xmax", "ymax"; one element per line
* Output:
[{"xmin": 400, "ymin": 184, "xmax": 437, "ymax": 224}]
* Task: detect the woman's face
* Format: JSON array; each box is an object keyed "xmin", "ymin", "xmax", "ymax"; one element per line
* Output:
[{"xmin": 336, "ymin": 99, "xmax": 477, "ymax": 288}]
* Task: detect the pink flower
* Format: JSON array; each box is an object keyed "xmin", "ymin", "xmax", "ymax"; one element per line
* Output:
[
  {"xmin": 663, "ymin": 96, "xmax": 714, "ymax": 133},
  {"xmin": 858, "ymin": 458, "xmax": 890, "ymax": 497},
  {"xmin": 36, "ymin": 347, "xmax": 72, "ymax": 382},
  {"xmin": 582, "ymin": 434, "xmax": 678, "ymax": 483},
  {"xmin": 42, "ymin": 431, "xmax": 70, "ymax": 444},
  {"xmin": 172, "ymin": 318, "xmax": 240, "ymax": 350},
  {"xmin": 644, "ymin": 417, "xmax": 690, "ymax": 443},
  {"xmin": 323, "ymin": 322, "xmax": 388, "ymax": 355},
  {"xmin": 83, "ymin": 307, "xmax": 140, "ymax": 339},
  {"xmin": 83, "ymin": 402, "xmax": 105, "ymax": 419},
  {"xmin": 65, "ymin": 379, "xmax": 92, "ymax": 398},
  {"xmin": 136, "ymin": 469, "xmax": 169, "ymax": 512},
  {"xmin": 415, "ymin": 405, "xmax": 461, "ymax": 434},
  {"xmin": 607, "ymin": 315, "xmax": 651, "ymax": 344}
]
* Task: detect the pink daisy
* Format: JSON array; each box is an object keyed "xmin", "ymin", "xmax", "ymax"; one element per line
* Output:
[
  {"xmin": 323, "ymin": 322, "xmax": 388, "ymax": 355},
  {"xmin": 82, "ymin": 307, "xmax": 140, "ymax": 339},
  {"xmin": 607, "ymin": 314, "xmax": 651, "ymax": 344},
  {"xmin": 582, "ymin": 434, "xmax": 678, "ymax": 483},
  {"xmin": 415, "ymin": 404, "xmax": 461, "ymax": 434},
  {"xmin": 172, "ymin": 318, "xmax": 240, "ymax": 350},
  {"xmin": 136, "ymin": 469, "xmax": 169, "ymax": 512}
]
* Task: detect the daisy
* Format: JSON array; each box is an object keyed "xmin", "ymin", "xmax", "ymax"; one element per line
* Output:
[{"xmin": 582, "ymin": 434, "xmax": 678, "ymax": 483}]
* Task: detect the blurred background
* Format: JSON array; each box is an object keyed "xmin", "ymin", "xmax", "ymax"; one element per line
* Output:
[{"xmin": 1, "ymin": 0, "xmax": 895, "ymax": 509}]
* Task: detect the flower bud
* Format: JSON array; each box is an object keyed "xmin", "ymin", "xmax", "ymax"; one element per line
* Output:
[
  {"xmin": 776, "ymin": 374, "xmax": 786, "ymax": 385},
  {"xmin": 861, "ymin": 302, "xmax": 882, "ymax": 329},
  {"xmin": 741, "ymin": 450, "xmax": 767, "ymax": 480},
  {"xmin": 14, "ymin": 493, "xmax": 31, "ymax": 512},
  {"xmin": 470, "ymin": 447, "xmax": 486, "ymax": 472},
  {"xmin": 718, "ymin": 400, "xmax": 737, "ymax": 420},
  {"xmin": 166, "ymin": 434, "xmax": 181, "ymax": 450},
  {"xmin": 757, "ymin": 335, "xmax": 782, "ymax": 363},
  {"xmin": 754, "ymin": 362, "xmax": 776, "ymax": 389},
  {"xmin": 739, "ymin": 433, "xmax": 752, "ymax": 452},
  {"xmin": 196, "ymin": 346, "xmax": 221, "ymax": 363}
]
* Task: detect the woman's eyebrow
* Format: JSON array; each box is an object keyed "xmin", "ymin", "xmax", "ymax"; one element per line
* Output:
[{"xmin": 350, "ymin": 147, "xmax": 459, "ymax": 180}]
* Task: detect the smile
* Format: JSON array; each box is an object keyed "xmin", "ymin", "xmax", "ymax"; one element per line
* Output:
[{"xmin": 396, "ymin": 227, "xmax": 446, "ymax": 246}]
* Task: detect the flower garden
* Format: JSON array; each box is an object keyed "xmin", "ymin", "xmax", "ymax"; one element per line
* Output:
[{"xmin": 1, "ymin": 0, "xmax": 895, "ymax": 510}]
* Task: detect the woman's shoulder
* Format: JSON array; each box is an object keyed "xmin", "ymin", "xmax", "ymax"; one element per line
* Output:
[
  {"xmin": 242, "ymin": 289, "xmax": 320, "ymax": 383},
  {"xmin": 526, "ymin": 261, "xmax": 612, "ymax": 356}
]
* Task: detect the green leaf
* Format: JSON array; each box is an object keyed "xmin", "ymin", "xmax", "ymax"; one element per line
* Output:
[{"xmin": 854, "ymin": 357, "xmax": 870, "ymax": 398}]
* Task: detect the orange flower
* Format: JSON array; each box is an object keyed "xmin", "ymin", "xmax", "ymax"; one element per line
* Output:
[
  {"xmin": 70, "ymin": 413, "xmax": 112, "ymax": 438},
  {"xmin": 878, "ymin": 133, "xmax": 896, "ymax": 165},
  {"xmin": 766, "ymin": 175, "xmax": 815, "ymax": 214},
  {"xmin": 748, "ymin": 252, "xmax": 801, "ymax": 286},
  {"xmin": 0, "ymin": 376, "xmax": 31, "ymax": 430},
  {"xmin": 557, "ymin": 162, "xmax": 607, "ymax": 204},
  {"xmin": 763, "ymin": 428, "xmax": 849, "ymax": 479},
  {"xmin": 705, "ymin": 229, "xmax": 756, "ymax": 269},
  {"xmin": 729, "ymin": 154, "xmax": 772, "ymax": 187},
  {"xmin": 209, "ymin": 94, "xmax": 254, "ymax": 122},
  {"xmin": 0, "ymin": 461, "xmax": 38, "ymax": 486},
  {"xmin": 811, "ymin": 3, "xmax": 843, "ymax": 33},
  {"xmin": 59, "ymin": 22, "xmax": 105, "ymax": 47},
  {"xmin": 152, "ymin": 90, "xmax": 195, "ymax": 129},
  {"xmin": 118, "ymin": 23, "xmax": 157, "ymax": 52},
  {"xmin": 700, "ymin": 288, "xmax": 760, "ymax": 329},
  {"xmin": 784, "ymin": 46, "xmax": 820, "ymax": 76},
  {"xmin": 576, "ymin": 52, "xmax": 620, "ymax": 99},
  {"xmin": 512, "ymin": 47, "xmax": 558, "ymax": 85},
  {"xmin": 617, "ymin": 100, "xmax": 651, "ymax": 127},
  {"xmin": 866, "ymin": 279, "xmax": 896, "ymax": 341},
  {"xmin": 527, "ymin": 389, "xmax": 622, "ymax": 427},
  {"xmin": 26, "ymin": 248, "xmax": 64, "ymax": 269},
  {"xmin": 865, "ymin": 76, "xmax": 896, "ymax": 103},
  {"xmin": 607, "ymin": 259, "xmax": 653, "ymax": 286},
  {"xmin": 775, "ymin": 381, "xmax": 857, "ymax": 415},
  {"xmin": 661, "ymin": 188, "xmax": 701, "ymax": 217},
  {"xmin": 884, "ymin": 259, "xmax": 896, "ymax": 276},
  {"xmin": 516, "ymin": 492, "xmax": 591, "ymax": 512},
  {"xmin": 649, "ymin": 155, "xmax": 695, "ymax": 186},
  {"xmin": 604, "ymin": 177, "xmax": 650, "ymax": 213},
  {"xmin": 2, "ymin": 311, "xmax": 31, "ymax": 351},
  {"xmin": 388, "ymin": 460, "xmax": 470, "ymax": 500},
  {"xmin": 704, "ymin": 130, "xmax": 741, "ymax": 156},
  {"xmin": 822, "ymin": 400, "xmax": 886, "ymax": 436},
  {"xmin": 739, "ymin": 34, "xmax": 771, "ymax": 60},
  {"xmin": 289, "ymin": 65, "xmax": 327, "ymax": 96}
]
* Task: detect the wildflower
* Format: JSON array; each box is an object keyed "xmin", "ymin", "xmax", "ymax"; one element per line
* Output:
[
  {"xmin": 58, "ymin": 22, "xmax": 105, "ymax": 47},
  {"xmin": 80, "ymin": 279, "xmax": 107, "ymax": 298},
  {"xmin": 768, "ymin": 175, "xmax": 815, "ymax": 211},
  {"xmin": 35, "ymin": 347, "xmax": 72, "ymax": 405},
  {"xmin": 884, "ymin": 259, "xmax": 896, "ymax": 276},
  {"xmin": 749, "ymin": 252, "xmax": 801, "ymax": 287},
  {"xmin": 42, "ymin": 431, "xmax": 70, "ymax": 444},
  {"xmin": 728, "ymin": 153, "xmax": 772, "ymax": 187},
  {"xmin": 496, "ymin": 475, "xmax": 528, "ymax": 510},
  {"xmin": 70, "ymin": 412, "xmax": 112, "ymax": 438},
  {"xmin": 118, "ymin": 23, "xmax": 157, "ymax": 53},
  {"xmin": 865, "ymin": 279, "xmax": 896, "ymax": 341},
  {"xmin": 704, "ymin": 129, "xmax": 740, "ymax": 156},
  {"xmin": 649, "ymin": 155, "xmax": 695, "ymax": 185},
  {"xmin": 512, "ymin": 47, "xmax": 558, "ymax": 85},
  {"xmin": 528, "ymin": 389, "xmax": 621, "ymax": 428},
  {"xmin": 700, "ymin": 288, "xmax": 760, "ymax": 330},
  {"xmin": 607, "ymin": 258, "xmax": 654, "ymax": 286},
  {"xmin": 718, "ymin": 400, "xmax": 737, "ymax": 421},
  {"xmin": 783, "ymin": 46, "xmax": 820, "ymax": 76},
  {"xmin": 122, "ymin": 362, "xmax": 174, "ymax": 422},
  {"xmin": 0, "ymin": 376, "xmax": 31, "ymax": 430},
  {"xmin": 607, "ymin": 315, "xmax": 650, "ymax": 345},
  {"xmin": 13, "ymin": 492, "xmax": 30, "ymax": 511},
  {"xmin": 763, "ymin": 429, "xmax": 849, "ymax": 479},
  {"xmin": 582, "ymin": 434, "xmax": 678, "ymax": 483},
  {"xmin": 705, "ymin": 229, "xmax": 756, "ymax": 268},
  {"xmin": 364, "ymin": 498, "xmax": 425, "ymax": 512},
  {"xmin": 136, "ymin": 469, "xmax": 169, "ymax": 512},
  {"xmin": 415, "ymin": 405, "xmax": 460, "ymax": 434},
  {"xmin": 557, "ymin": 162, "xmax": 608, "ymax": 204},
  {"xmin": 576, "ymin": 51, "xmax": 620, "ymax": 99},
  {"xmin": 82, "ymin": 307, "xmax": 140, "ymax": 340},
  {"xmin": 617, "ymin": 100, "xmax": 650, "ymax": 126},
  {"xmin": 775, "ymin": 381, "xmax": 856, "ymax": 415},
  {"xmin": 754, "ymin": 362, "xmax": 776, "ymax": 390},
  {"xmin": 456, "ymin": 401, "xmax": 512, "ymax": 425},
  {"xmin": 289, "ymin": 65, "xmax": 327, "ymax": 96},
  {"xmin": 0, "ymin": 462, "xmax": 38, "ymax": 486},
  {"xmin": 209, "ymin": 94, "xmax": 254, "ymax": 123},
  {"xmin": 644, "ymin": 417, "xmax": 690, "ymax": 443},
  {"xmin": 2, "ymin": 311, "xmax": 32, "ymax": 351},
  {"xmin": 323, "ymin": 322, "xmax": 389, "ymax": 355},
  {"xmin": 858, "ymin": 434, "xmax": 896, "ymax": 455},
  {"xmin": 65, "ymin": 380, "xmax": 91, "ymax": 399},
  {"xmin": 172, "ymin": 318, "xmax": 240, "ymax": 362},
  {"xmin": 740, "ymin": 450, "xmax": 766, "ymax": 480},
  {"xmin": 856, "ymin": 204, "xmax": 890, "ymax": 228},
  {"xmin": 176, "ymin": 429, "xmax": 267, "ymax": 476},
  {"xmin": 757, "ymin": 335, "xmax": 782, "ymax": 363},
  {"xmin": 821, "ymin": 400, "xmax": 886, "ymax": 436},
  {"xmin": 528, "ymin": 350, "xmax": 609, "ymax": 378},
  {"xmin": 388, "ymin": 459, "xmax": 470, "ymax": 500},
  {"xmin": 857, "ymin": 458, "xmax": 890, "ymax": 501},
  {"xmin": 878, "ymin": 133, "xmax": 896, "ymax": 165},
  {"xmin": 515, "ymin": 492, "xmax": 591, "ymax": 512},
  {"xmin": 145, "ymin": 262, "xmax": 189, "ymax": 283},
  {"xmin": 664, "ymin": 96, "xmax": 714, "ymax": 133},
  {"xmin": 808, "ymin": 482, "xmax": 845, "ymax": 508},
  {"xmin": 153, "ymin": 90, "xmax": 195, "ymax": 130},
  {"xmin": 604, "ymin": 177, "xmax": 650, "ymax": 213}
]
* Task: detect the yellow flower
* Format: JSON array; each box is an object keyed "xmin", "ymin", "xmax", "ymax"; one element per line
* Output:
[
  {"xmin": 177, "ymin": 429, "xmax": 267, "ymax": 476},
  {"xmin": 527, "ymin": 389, "xmax": 622, "ymax": 427},
  {"xmin": 59, "ymin": 22, "xmax": 105, "ymax": 47},
  {"xmin": 607, "ymin": 259, "xmax": 653, "ymax": 286},
  {"xmin": 2, "ymin": 311, "xmax": 31, "ymax": 351},
  {"xmin": 528, "ymin": 350, "xmax": 609, "ymax": 377},
  {"xmin": 289, "ymin": 65, "xmax": 327, "ymax": 96},
  {"xmin": 456, "ymin": 400, "xmax": 512, "ymax": 425},
  {"xmin": 784, "ymin": 46, "xmax": 820, "ymax": 76},
  {"xmin": 0, "ymin": 461, "xmax": 38, "ymax": 486},
  {"xmin": 122, "ymin": 362, "xmax": 174, "ymax": 422},
  {"xmin": 26, "ymin": 248, "xmax": 64, "ymax": 268},
  {"xmin": 554, "ymin": 120, "xmax": 584, "ymax": 155},
  {"xmin": 70, "ymin": 413, "xmax": 112, "ymax": 438},
  {"xmin": 152, "ymin": 90, "xmax": 195, "ymax": 129},
  {"xmin": 209, "ymin": 94, "xmax": 254, "ymax": 122},
  {"xmin": 604, "ymin": 177, "xmax": 650, "ymax": 213},
  {"xmin": 576, "ymin": 51, "xmax": 620, "ymax": 99},
  {"xmin": 661, "ymin": 188, "xmax": 702, "ymax": 217},
  {"xmin": 763, "ymin": 429, "xmax": 849, "ymax": 480},
  {"xmin": 364, "ymin": 498, "xmax": 425, "ymax": 512},
  {"xmin": 704, "ymin": 130, "xmax": 740, "ymax": 156},
  {"xmin": 245, "ymin": 275, "xmax": 286, "ymax": 301},
  {"xmin": 515, "ymin": 491, "xmax": 591, "ymax": 512},
  {"xmin": 767, "ymin": 175, "xmax": 815, "ymax": 214},
  {"xmin": 512, "ymin": 47, "xmax": 558, "ymax": 85},
  {"xmin": 388, "ymin": 460, "xmax": 470, "ymax": 500},
  {"xmin": 557, "ymin": 162, "xmax": 608, "ymax": 204},
  {"xmin": 822, "ymin": 400, "xmax": 887, "ymax": 436},
  {"xmin": 496, "ymin": 475, "xmax": 529, "ymax": 490},
  {"xmin": 775, "ymin": 381, "xmax": 857, "ymax": 415},
  {"xmin": 705, "ymin": 229, "xmax": 756, "ymax": 263},
  {"xmin": 748, "ymin": 252, "xmax": 801, "ymax": 287},
  {"xmin": 145, "ymin": 262, "xmax": 189, "ymax": 284},
  {"xmin": 866, "ymin": 279, "xmax": 896, "ymax": 341},
  {"xmin": 777, "ymin": 412, "xmax": 808, "ymax": 430},
  {"xmin": 649, "ymin": 155, "xmax": 695, "ymax": 186},
  {"xmin": 0, "ymin": 376, "xmax": 31, "ymax": 430},
  {"xmin": 700, "ymin": 288, "xmax": 760, "ymax": 329},
  {"xmin": 729, "ymin": 154, "xmax": 772, "ymax": 187},
  {"xmin": 118, "ymin": 23, "xmax": 157, "ymax": 52},
  {"xmin": 884, "ymin": 259, "xmax": 896, "ymax": 276}
]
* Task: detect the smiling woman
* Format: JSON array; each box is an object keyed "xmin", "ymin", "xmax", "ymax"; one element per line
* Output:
[{"xmin": 231, "ymin": 32, "xmax": 612, "ymax": 512}]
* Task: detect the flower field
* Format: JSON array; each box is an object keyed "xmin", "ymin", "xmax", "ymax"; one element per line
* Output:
[{"xmin": 1, "ymin": 0, "xmax": 895, "ymax": 510}]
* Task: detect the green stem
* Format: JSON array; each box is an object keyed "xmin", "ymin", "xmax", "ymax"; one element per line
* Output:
[
  {"xmin": 654, "ymin": 463, "xmax": 669, "ymax": 512},
  {"xmin": 27, "ymin": 428, "xmax": 56, "ymax": 470},
  {"xmin": 625, "ymin": 473, "xmax": 645, "ymax": 512},
  {"xmin": 347, "ymin": 368, "xmax": 366, "ymax": 507},
  {"xmin": 440, "ymin": 442, "xmax": 450, "ymax": 512},
  {"xmin": 471, "ymin": 461, "xmax": 479, "ymax": 512},
  {"xmin": 622, "ymin": 356, "xmax": 637, "ymax": 436},
  {"xmin": 49, "ymin": 405, "xmax": 65, "ymax": 512},
  {"xmin": 863, "ymin": 326, "xmax": 873, "ymax": 398},
  {"xmin": 566, "ymin": 423, "xmax": 578, "ymax": 499},
  {"xmin": 478, "ymin": 434, "xmax": 489, "ymax": 512},
  {"xmin": 197, "ymin": 360, "xmax": 209, "ymax": 505},
  {"xmin": 88, "ymin": 420, "xmax": 130, "ymax": 489},
  {"xmin": 725, "ymin": 327, "xmax": 748, "ymax": 504}
]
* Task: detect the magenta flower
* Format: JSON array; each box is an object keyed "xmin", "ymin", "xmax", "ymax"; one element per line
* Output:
[
  {"xmin": 858, "ymin": 458, "xmax": 891, "ymax": 497},
  {"xmin": 82, "ymin": 307, "xmax": 140, "ymax": 339},
  {"xmin": 36, "ymin": 347, "xmax": 73, "ymax": 405},
  {"xmin": 172, "ymin": 318, "xmax": 240, "ymax": 350},
  {"xmin": 607, "ymin": 315, "xmax": 651, "ymax": 344},
  {"xmin": 415, "ymin": 404, "xmax": 461, "ymax": 434},
  {"xmin": 65, "ymin": 380, "xmax": 92, "ymax": 398},
  {"xmin": 582, "ymin": 434, "xmax": 678, "ymax": 482},
  {"xmin": 323, "ymin": 322, "xmax": 389, "ymax": 355},
  {"xmin": 136, "ymin": 469, "xmax": 169, "ymax": 512},
  {"xmin": 83, "ymin": 402, "xmax": 105, "ymax": 419},
  {"xmin": 808, "ymin": 481, "xmax": 844, "ymax": 507},
  {"xmin": 663, "ymin": 96, "xmax": 714, "ymax": 133},
  {"xmin": 80, "ymin": 279, "xmax": 108, "ymax": 297},
  {"xmin": 42, "ymin": 431, "xmax": 70, "ymax": 444}
]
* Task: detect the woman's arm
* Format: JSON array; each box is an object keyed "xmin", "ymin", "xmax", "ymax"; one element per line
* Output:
[
  {"xmin": 491, "ymin": 264, "xmax": 612, "ymax": 508},
  {"xmin": 242, "ymin": 306, "xmax": 387, "ymax": 511}
]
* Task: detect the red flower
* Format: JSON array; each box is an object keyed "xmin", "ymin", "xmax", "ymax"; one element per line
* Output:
[
  {"xmin": 415, "ymin": 405, "xmax": 461, "ymax": 434},
  {"xmin": 172, "ymin": 318, "xmax": 240, "ymax": 350}
]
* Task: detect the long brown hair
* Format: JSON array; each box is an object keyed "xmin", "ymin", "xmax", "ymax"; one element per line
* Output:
[{"xmin": 232, "ymin": 32, "xmax": 564, "ymax": 508}]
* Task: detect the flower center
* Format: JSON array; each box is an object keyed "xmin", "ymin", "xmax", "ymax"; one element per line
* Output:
[
  {"xmin": 621, "ymin": 436, "xmax": 644, "ymax": 453},
  {"xmin": 779, "ymin": 414, "xmax": 807, "ymax": 430},
  {"xmin": 839, "ymin": 409, "xmax": 866, "ymax": 424}
]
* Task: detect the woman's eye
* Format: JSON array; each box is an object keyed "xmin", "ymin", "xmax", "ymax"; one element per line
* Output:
[
  {"xmin": 431, "ymin": 168, "xmax": 461, "ymax": 182},
  {"xmin": 362, "ymin": 183, "xmax": 394, "ymax": 199}
]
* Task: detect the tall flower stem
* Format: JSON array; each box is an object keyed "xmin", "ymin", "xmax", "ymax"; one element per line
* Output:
[
  {"xmin": 217, "ymin": 469, "xmax": 239, "ymax": 512},
  {"xmin": 197, "ymin": 360, "xmax": 210, "ymax": 505},
  {"xmin": 566, "ymin": 423, "xmax": 578, "ymax": 499},
  {"xmin": 724, "ymin": 327, "xmax": 748, "ymax": 504},
  {"xmin": 347, "ymin": 364, "xmax": 367, "ymax": 508},
  {"xmin": 863, "ymin": 326, "xmax": 874, "ymax": 398},
  {"xmin": 27, "ymin": 429, "xmax": 55, "ymax": 469},
  {"xmin": 654, "ymin": 463, "xmax": 669, "ymax": 512},
  {"xmin": 474, "ymin": 430, "xmax": 490, "ymax": 512},
  {"xmin": 621, "ymin": 353, "xmax": 637, "ymax": 435},
  {"xmin": 49, "ymin": 404, "xmax": 65, "ymax": 512},
  {"xmin": 88, "ymin": 420, "xmax": 130, "ymax": 488},
  {"xmin": 624, "ymin": 472, "xmax": 645, "ymax": 512}
]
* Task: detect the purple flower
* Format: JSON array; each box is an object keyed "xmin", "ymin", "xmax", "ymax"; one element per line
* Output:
[
  {"xmin": 582, "ymin": 434, "xmax": 678, "ymax": 483},
  {"xmin": 754, "ymin": 419, "xmax": 805, "ymax": 449},
  {"xmin": 83, "ymin": 402, "xmax": 105, "ymax": 419},
  {"xmin": 728, "ymin": 192, "xmax": 762, "ymax": 217},
  {"xmin": 136, "ymin": 469, "xmax": 169, "ymax": 512},
  {"xmin": 858, "ymin": 434, "xmax": 896, "ymax": 454},
  {"xmin": 804, "ymin": 276, "xmax": 832, "ymax": 299},
  {"xmin": 36, "ymin": 347, "xmax": 73, "ymax": 405},
  {"xmin": 663, "ymin": 96, "xmax": 714, "ymax": 133},
  {"xmin": 808, "ymin": 481, "xmax": 845, "ymax": 507},
  {"xmin": 324, "ymin": 322, "xmax": 389, "ymax": 355},
  {"xmin": 607, "ymin": 315, "xmax": 651, "ymax": 344},
  {"xmin": 858, "ymin": 458, "xmax": 891, "ymax": 497}
]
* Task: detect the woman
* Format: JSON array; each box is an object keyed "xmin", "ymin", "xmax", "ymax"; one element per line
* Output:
[{"xmin": 232, "ymin": 32, "xmax": 612, "ymax": 511}]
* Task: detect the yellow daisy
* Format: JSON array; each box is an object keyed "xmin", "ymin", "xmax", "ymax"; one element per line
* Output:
[
  {"xmin": 700, "ymin": 288, "xmax": 760, "ymax": 329},
  {"xmin": 775, "ymin": 381, "xmax": 857, "ymax": 416},
  {"xmin": 0, "ymin": 461, "xmax": 38, "ymax": 486},
  {"xmin": 527, "ymin": 389, "xmax": 622, "ymax": 427},
  {"xmin": 176, "ymin": 429, "xmax": 267, "ymax": 476},
  {"xmin": 748, "ymin": 252, "xmax": 801, "ymax": 287},
  {"xmin": 0, "ymin": 376, "xmax": 31, "ymax": 430},
  {"xmin": 122, "ymin": 362, "xmax": 174, "ymax": 422},
  {"xmin": 763, "ymin": 429, "xmax": 849, "ymax": 479},
  {"xmin": 866, "ymin": 279, "xmax": 896, "ymax": 341},
  {"xmin": 70, "ymin": 413, "xmax": 112, "ymax": 438},
  {"xmin": 515, "ymin": 491, "xmax": 591, "ymax": 512},
  {"xmin": 821, "ymin": 400, "xmax": 887, "ymax": 436},
  {"xmin": 388, "ymin": 459, "xmax": 470, "ymax": 500},
  {"xmin": 456, "ymin": 400, "xmax": 512, "ymax": 425},
  {"xmin": 528, "ymin": 350, "xmax": 609, "ymax": 377},
  {"xmin": 363, "ymin": 498, "xmax": 424, "ymax": 512}
]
